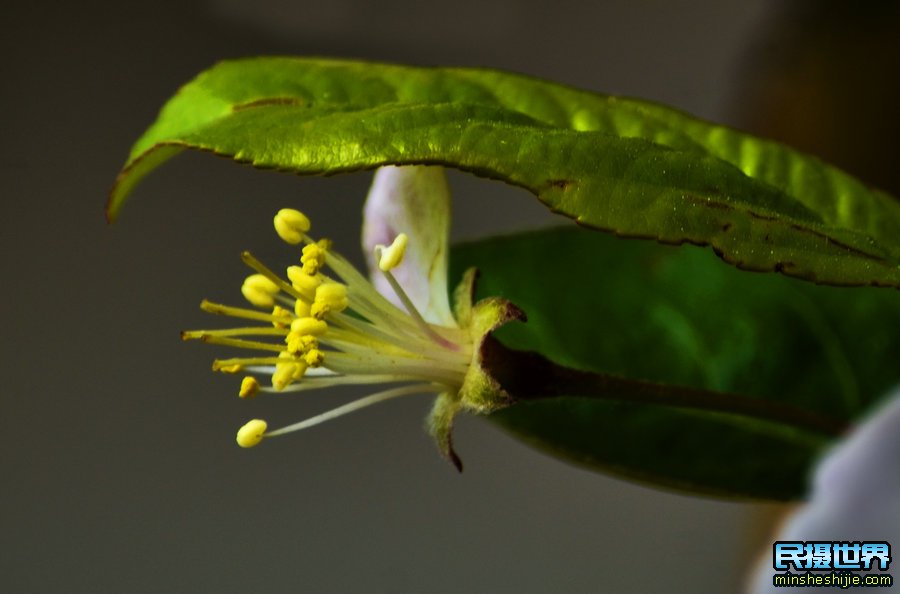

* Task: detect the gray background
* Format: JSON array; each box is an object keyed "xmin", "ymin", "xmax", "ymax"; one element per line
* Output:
[{"xmin": 1, "ymin": 1, "xmax": 843, "ymax": 592}]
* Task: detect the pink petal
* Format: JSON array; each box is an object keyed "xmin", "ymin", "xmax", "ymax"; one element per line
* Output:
[{"xmin": 362, "ymin": 166, "xmax": 455, "ymax": 326}]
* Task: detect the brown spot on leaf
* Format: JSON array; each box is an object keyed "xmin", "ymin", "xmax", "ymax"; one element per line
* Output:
[
  {"xmin": 747, "ymin": 211, "xmax": 778, "ymax": 222},
  {"xmin": 774, "ymin": 261, "xmax": 796, "ymax": 272}
]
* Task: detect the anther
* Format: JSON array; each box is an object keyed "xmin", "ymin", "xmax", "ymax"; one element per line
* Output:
[
  {"xmin": 378, "ymin": 233, "xmax": 409, "ymax": 272},
  {"xmin": 286, "ymin": 333, "xmax": 318, "ymax": 354},
  {"xmin": 286, "ymin": 266, "xmax": 322, "ymax": 300},
  {"xmin": 273, "ymin": 208, "xmax": 311, "ymax": 244},
  {"xmin": 303, "ymin": 349, "xmax": 325, "ymax": 367},
  {"xmin": 315, "ymin": 282, "xmax": 347, "ymax": 305},
  {"xmin": 239, "ymin": 376, "xmax": 260, "ymax": 399},
  {"xmin": 236, "ymin": 419, "xmax": 267, "ymax": 448},
  {"xmin": 301, "ymin": 243, "xmax": 326, "ymax": 275},
  {"xmin": 311, "ymin": 282, "xmax": 349, "ymax": 318},
  {"xmin": 241, "ymin": 274, "xmax": 280, "ymax": 308},
  {"xmin": 294, "ymin": 299, "xmax": 311, "ymax": 318},
  {"xmin": 290, "ymin": 317, "xmax": 328, "ymax": 337},
  {"xmin": 272, "ymin": 352, "xmax": 308, "ymax": 390},
  {"xmin": 271, "ymin": 306, "xmax": 292, "ymax": 328}
]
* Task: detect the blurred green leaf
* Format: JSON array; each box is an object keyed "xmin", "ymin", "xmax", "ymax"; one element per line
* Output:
[
  {"xmin": 109, "ymin": 57, "xmax": 900, "ymax": 288},
  {"xmin": 450, "ymin": 227, "xmax": 900, "ymax": 500}
]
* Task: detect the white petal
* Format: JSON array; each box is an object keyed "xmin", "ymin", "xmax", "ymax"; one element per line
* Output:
[
  {"xmin": 747, "ymin": 385, "xmax": 900, "ymax": 593},
  {"xmin": 362, "ymin": 166, "xmax": 455, "ymax": 326}
]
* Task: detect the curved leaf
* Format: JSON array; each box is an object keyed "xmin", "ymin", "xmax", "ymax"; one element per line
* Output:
[
  {"xmin": 449, "ymin": 228, "xmax": 900, "ymax": 500},
  {"xmin": 109, "ymin": 57, "xmax": 900, "ymax": 288}
]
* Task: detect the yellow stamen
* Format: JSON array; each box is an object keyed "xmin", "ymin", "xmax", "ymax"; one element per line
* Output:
[
  {"xmin": 379, "ymin": 265, "xmax": 456, "ymax": 350},
  {"xmin": 315, "ymin": 282, "xmax": 347, "ymax": 302},
  {"xmin": 294, "ymin": 299, "xmax": 311, "ymax": 318},
  {"xmin": 303, "ymin": 349, "xmax": 325, "ymax": 367},
  {"xmin": 214, "ymin": 357, "xmax": 282, "ymax": 370},
  {"xmin": 273, "ymin": 352, "xmax": 308, "ymax": 390},
  {"xmin": 286, "ymin": 333, "xmax": 318, "ymax": 354},
  {"xmin": 263, "ymin": 385, "xmax": 432, "ymax": 438},
  {"xmin": 290, "ymin": 317, "xmax": 328, "ymax": 337},
  {"xmin": 242, "ymin": 252, "xmax": 307, "ymax": 303},
  {"xmin": 311, "ymin": 282, "xmax": 349, "ymax": 318},
  {"xmin": 199, "ymin": 335, "xmax": 284, "ymax": 352},
  {"xmin": 286, "ymin": 266, "xmax": 322, "ymax": 301},
  {"xmin": 378, "ymin": 233, "xmax": 409, "ymax": 272},
  {"xmin": 201, "ymin": 300, "xmax": 287, "ymax": 324},
  {"xmin": 241, "ymin": 274, "xmax": 280, "ymax": 308},
  {"xmin": 182, "ymin": 327, "xmax": 287, "ymax": 340},
  {"xmin": 187, "ymin": 207, "xmax": 477, "ymax": 449},
  {"xmin": 272, "ymin": 365, "xmax": 296, "ymax": 390},
  {"xmin": 301, "ymin": 243, "xmax": 326, "ymax": 275},
  {"xmin": 271, "ymin": 305, "xmax": 292, "ymax": 328},
  {"xmin": 239, "ymin": 376, "xmax": 260, "ymax": 399},
  {"xmin": 236, "ymin": 419, "xmax": 267, "ymax": 448},
  {"xmin": 273, "ymin": 208, "xmax": 311, "ymax": 244}
]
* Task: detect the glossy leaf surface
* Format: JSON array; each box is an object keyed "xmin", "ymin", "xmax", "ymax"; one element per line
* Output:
[
  {"xmin": 109, "ymin": 58, "xmax": 900, "ymax": 288},
  {"xmin": 450, "ymin": 228, "xmax": 900, "ymax": 500}
]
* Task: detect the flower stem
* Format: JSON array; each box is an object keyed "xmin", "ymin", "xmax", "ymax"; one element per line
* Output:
[{"xmin": 481, "ymin": 339, "xmax": 848, "ymax": 438}]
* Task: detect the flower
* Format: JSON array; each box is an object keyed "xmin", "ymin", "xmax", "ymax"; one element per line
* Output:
[{"xmin": 182, "ymin": 166, "xmax": 523, "ymax": 468}]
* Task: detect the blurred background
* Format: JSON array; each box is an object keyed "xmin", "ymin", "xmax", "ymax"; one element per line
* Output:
[{"xmin": 3, "ymin": 1, "xmax": 897, "ymax": 592}]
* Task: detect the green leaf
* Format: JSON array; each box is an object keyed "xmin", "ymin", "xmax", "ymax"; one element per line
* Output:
[
  {"xmin": 450, "ymin": 227, "xmax": 900, "ymax": 500},
  {"xmin": 109, "ymin": 57, "xmax": 900, "ymax": 288}
]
